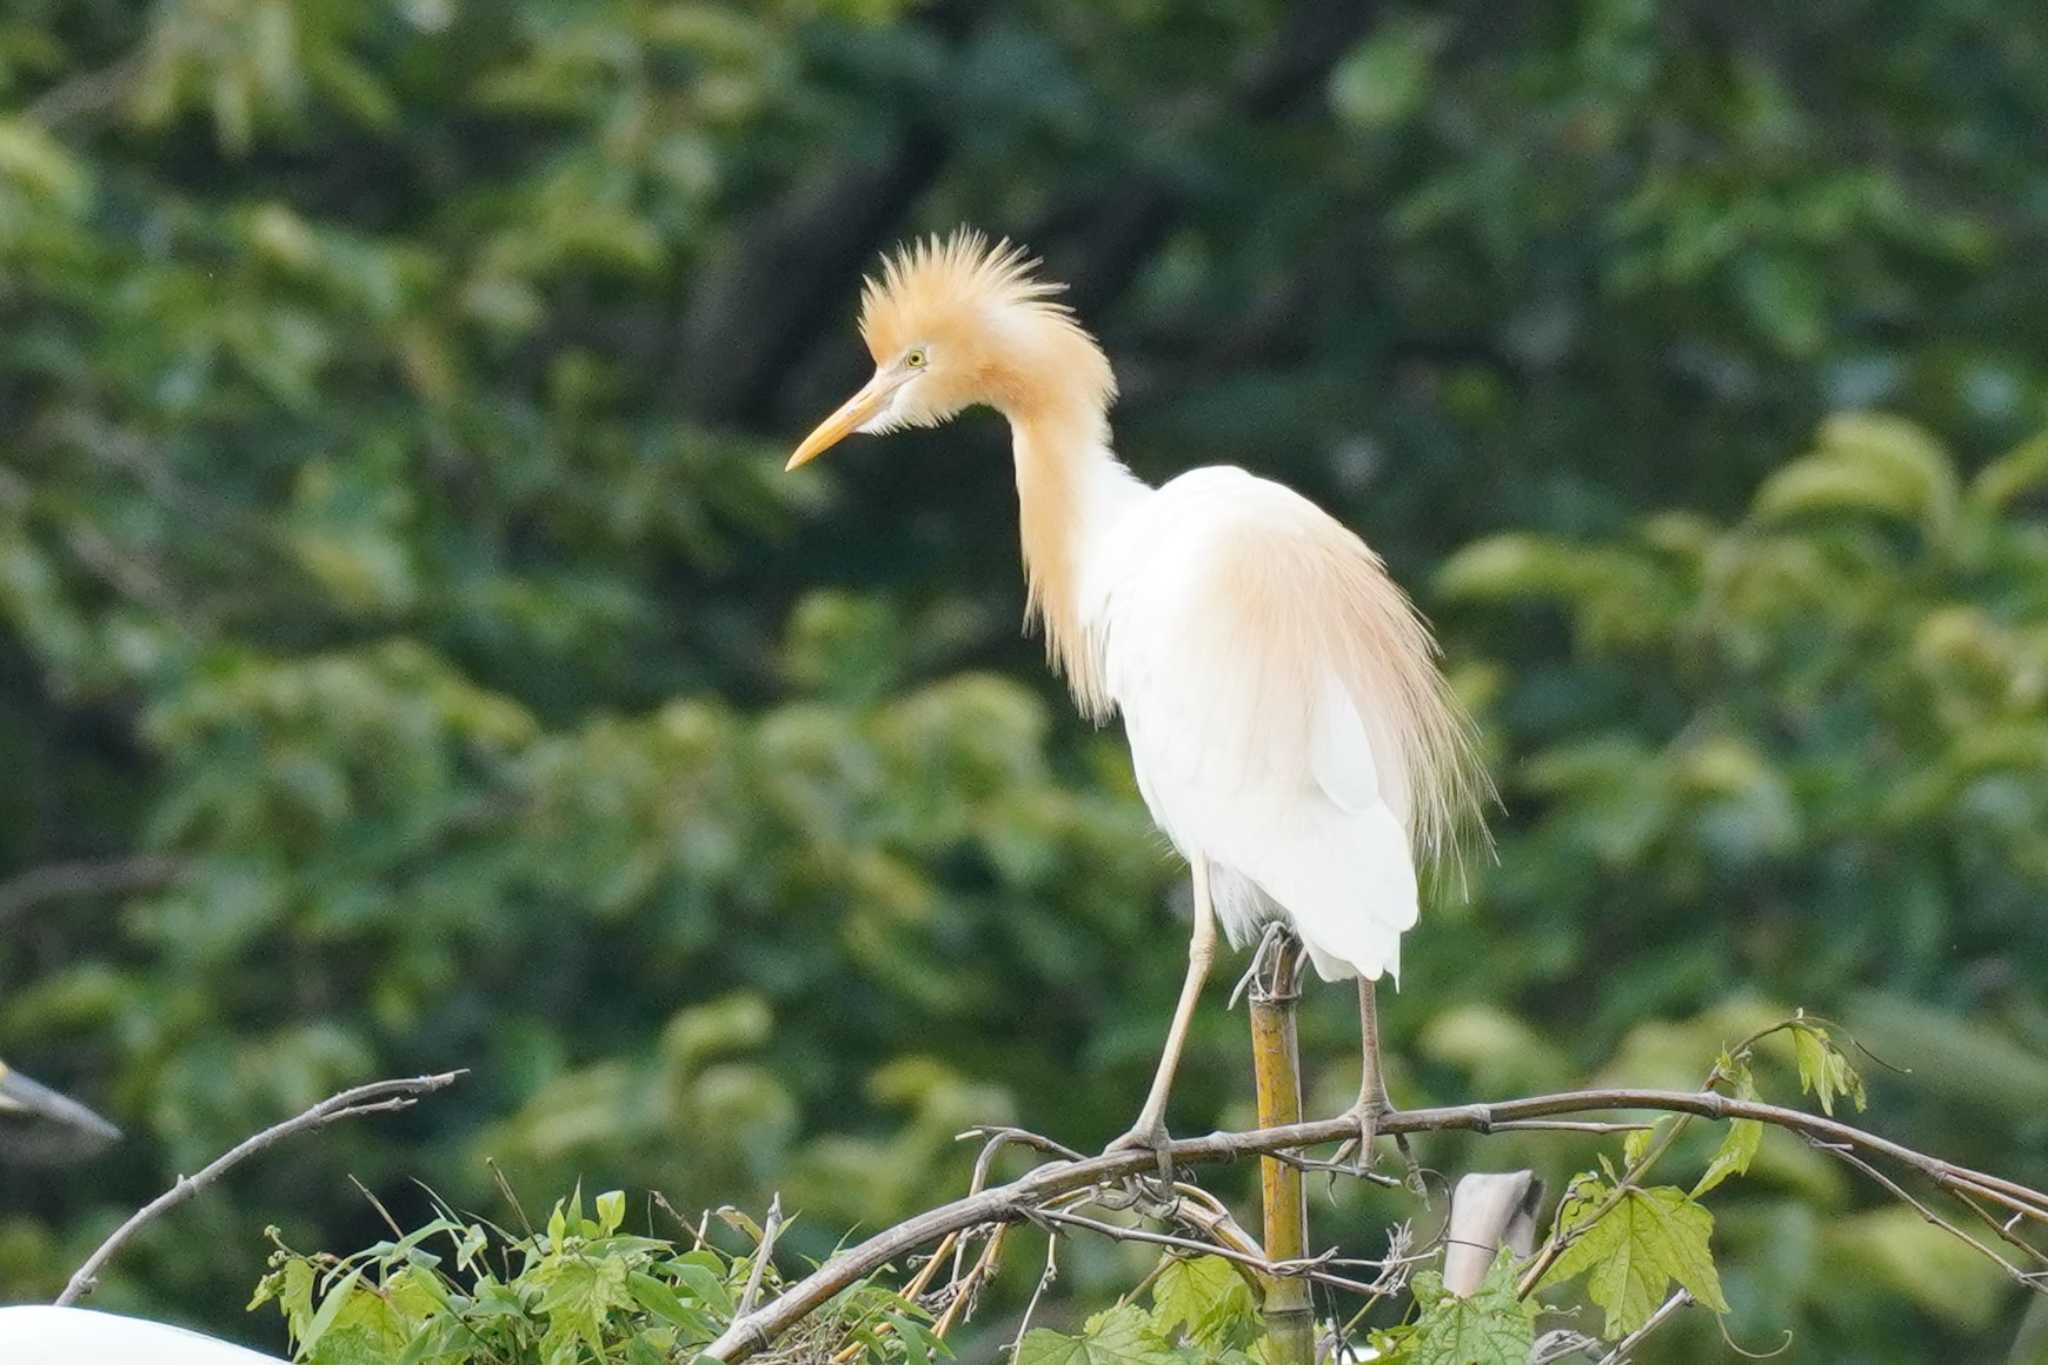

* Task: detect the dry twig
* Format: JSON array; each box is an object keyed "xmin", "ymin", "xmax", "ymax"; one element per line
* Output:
[
  {"xmin": 1594, "ymin": 1290, "xmax": 1691, "ymax": 1364},
  {"xmin": 55, "ymin": 1071, "xmax": 463, "ymax": 1307},
  {"xmin": 0, "ymin": 856, "xmax": 185, "ymax": 926},
  {"xmin": 736, "ymin": 1193, "xmax": 785, "ymax": 1317}
]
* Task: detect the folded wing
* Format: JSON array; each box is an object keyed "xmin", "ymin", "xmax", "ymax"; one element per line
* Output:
[{"xmin": 1101, "ymin": 468, "xmax": 1480, "ymax": 981}]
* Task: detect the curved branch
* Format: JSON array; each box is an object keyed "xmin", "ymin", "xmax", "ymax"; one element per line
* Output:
[
  {"xmin": 55, "ymin": 1071, "xmax": 463, "ymax": 1307},
  {"xmin": 701, "ymin": 1086, "xmax": 2048, "ymax": 1361},
  {"xmin": 0, "ymin": 856, "xmax": 185, "ymax": 926}
]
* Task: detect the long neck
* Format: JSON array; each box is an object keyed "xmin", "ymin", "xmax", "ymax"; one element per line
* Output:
[{"xmin": 1007, "ymin": 400, "xmax": 1142, "ymax": 719}]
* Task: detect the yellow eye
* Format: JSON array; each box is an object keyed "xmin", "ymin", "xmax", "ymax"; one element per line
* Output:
[{"xmin": 904, "ymin": 348, "xmax": 928, "ymax": 369}]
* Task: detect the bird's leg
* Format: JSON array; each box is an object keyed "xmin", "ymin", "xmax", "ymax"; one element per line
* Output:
[
  {"xmin": 1335, "ymin": 977, "xmax": 1420, "ymax": 1188},
  {"xmin": 1106, "ymin": 857, "xmax": 1218, "ymax": 1182}
]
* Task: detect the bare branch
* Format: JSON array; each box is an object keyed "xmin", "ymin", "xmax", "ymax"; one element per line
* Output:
[
  {"xmin": 1595, "ymin": 1290, "xmax": 1691, "ymax": 1365},
  {"xmin": 0, "ymin": 856, "xmax": 185, "ymax": 926},
  {"xmin": 1007, "ymin": 1229, "xmax": 1059, "ymax": 1356},
  {"xmin": 1032, "ymin": 1206, "xmax": 1402, "ymax": 1298},
  {"xmin": 736, "ymin": 1192, "xmax": 784, "ymax": 1317},
  {"xmin": 55, "ymin": 1071, "xmax": 464, "ymax": 1307},
  {"xmin": 1813, "ymin": 1142, "xmax": 2048, "ymax": 1293},
  {"xmin": 24, "ymin": 49, "xmax": 145, "ymax": 129},
  {"xmin": 701, "ymin": 1085, "xmax": 2048, "ymax": 1362}
]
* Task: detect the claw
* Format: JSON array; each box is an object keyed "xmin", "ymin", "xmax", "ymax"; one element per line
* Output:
[
  {"xmin": 1330, "ymin": 1098, "xmax": 1385, "ymax": 1176},
  {"xmin": 1330, "ymin": 1099, "xmax": 1422, "ymax": 1191},
  {"xmin": 1105, "ymin": 1118, "xmax": 1176, "ymax": 1186}
]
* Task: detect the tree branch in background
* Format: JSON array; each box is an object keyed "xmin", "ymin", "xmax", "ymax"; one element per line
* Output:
[
  {"xmin": 54, "ymin": 1071, "xmax": 464, "ymax": 1307},
  {"xmin": 701, "ymin": 1085, "xmax": 2048, "ymax": 1362},
  {"xmin": 1032, "ymin": 0, "xmax": 1388, "ymax": 322},
  {"xmin": 676, "ymin": 0, "xmax": 986, "ymax": 424},
  {"xmin": 0, "ymin": 856, "xmax": 185, "ymax": 927}
]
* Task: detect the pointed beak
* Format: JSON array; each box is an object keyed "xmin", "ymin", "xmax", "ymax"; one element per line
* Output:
[
  {"xmin": 0, "ymin": 1064, "xmax": 122, "ymax": 1147},
  {"xmin": 786, "ymin": 375, "xmax": 896, "ymax": 471}
]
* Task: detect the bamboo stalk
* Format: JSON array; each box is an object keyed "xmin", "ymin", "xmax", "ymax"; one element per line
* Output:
[{"xmin": 1249, "ymin": 931, "xmax": 1313, "ymax": 1365}]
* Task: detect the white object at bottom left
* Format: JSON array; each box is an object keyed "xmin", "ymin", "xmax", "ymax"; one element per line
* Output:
[{"xmin": 0, "ymin": 1305, "xmax": 286, "ymax": 1364}]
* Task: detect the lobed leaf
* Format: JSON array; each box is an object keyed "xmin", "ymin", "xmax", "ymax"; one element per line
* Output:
[{"xmin": 1543, "ymin": 1183, "xmax": 1729, "ymax": 1338}]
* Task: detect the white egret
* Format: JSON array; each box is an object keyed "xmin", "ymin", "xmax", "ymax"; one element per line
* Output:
[{"xmin": 787, "ymin": 230, "xmax": 1487, "ymax": 1165}]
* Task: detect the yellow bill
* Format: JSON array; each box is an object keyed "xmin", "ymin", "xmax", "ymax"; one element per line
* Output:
[{"xmin": 787, "ymin": 375, "xmax": 896, "ymax": 470}]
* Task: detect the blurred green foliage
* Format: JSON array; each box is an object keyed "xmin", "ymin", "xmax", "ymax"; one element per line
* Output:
[{"xmin": 2, "ymin": 0, "xmax": 2045, "ymax": 1360}]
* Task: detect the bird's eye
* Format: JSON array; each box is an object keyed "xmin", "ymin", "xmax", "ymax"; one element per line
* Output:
[{"xmin": 904, "ymin": 348, "xmax": 928, "ymax": 369}]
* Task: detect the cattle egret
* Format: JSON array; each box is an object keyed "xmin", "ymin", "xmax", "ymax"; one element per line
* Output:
[
  {"xmin": 789, "ymin": 230, "xmax": 1487, "ymax": 1167},
  {"xmin": 0, "ymin": 1059, "xmax": 121, "ymax": 1164}
]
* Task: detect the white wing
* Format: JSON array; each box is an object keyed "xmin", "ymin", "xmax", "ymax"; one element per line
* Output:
[
  {"xmin": 0, "ymin": 1307, "xmax": 285, "ymax": 1365},
  {"xmin": 1094, "ymin": 467, "xmax": 1471, "ymax": 983}
]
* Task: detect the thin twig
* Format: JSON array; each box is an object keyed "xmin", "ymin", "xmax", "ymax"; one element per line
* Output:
[
  {"xmin": 348, "ymin": 1173, "xmax": 406, "ymax": 1241},
  {"xmin": 55, "ymin": 1071, "xmax": 462, "ymax": 1306},
  {"xmin": 653, "ymin": 1191, "xmax": 706, "ymax": 1249},
  {"xmin": 1814, "ymin": 1143, "xmax": 2048, "ymax": 1291},
  {"xmin": 0, "ymin": 856, "xmax": 185, "ymax": 926},
  {"xmin": 1006, "ymin": 1231, "xmax": 1059, "ymax": 1356},
  {"xmin": 1035, "ymin": 1207, "xmax": 1394, "ymax": 1298},
  {"xmin": 1338, "ymin": 1222, "xmax": 1416, "ymax": 1340},
  {"xmin": 25, "ymin": 49, "xmax": 145, "ymax": 128},
  {"xmin": 1950, "ymin": 1189, "xmax": 2048, "ymax": 1272},
  {"xmin": 485, "ymin": 1157, "xmax": 537, "ymax": 1242},
  {"xmin": 1486, "ymin": 1120, "xmax": 1655, "ymax": 1134},
  {"xmin": 1267, "ymin": 1147, "xmax": 1404, "ymax": 1187},
  {"xmin": 931, "ymin": 1224, "xmax": 1007, "ymax": 1337},
  {"xmin": 736, "ymin": 1193, "xmax": 784, "ymax": 1317},
  {"xmin": 1595, "ymin": 1290, "xmax": 1691, "ymax": 1365}
]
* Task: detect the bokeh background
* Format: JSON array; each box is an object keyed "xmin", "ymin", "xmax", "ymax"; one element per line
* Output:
[{"xmin": 4, "ymin": 1, "xmax": 2048, "ymax": 1360}]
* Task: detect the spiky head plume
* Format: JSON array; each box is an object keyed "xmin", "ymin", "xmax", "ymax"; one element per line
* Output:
[{"xmin": 854, "ymin": 229, "xmax": 1115, "ymax": 425}]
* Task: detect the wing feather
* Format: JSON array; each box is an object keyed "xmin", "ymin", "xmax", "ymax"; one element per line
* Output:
[{"xmin": 1098, "ymin": 467, "xmax": 1484, "ymax": 981}]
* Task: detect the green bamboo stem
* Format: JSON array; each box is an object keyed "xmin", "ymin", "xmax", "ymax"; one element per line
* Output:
[{"xmin": 1249, "ymin": 932, "xmax": 1313, "ymax": 1365}]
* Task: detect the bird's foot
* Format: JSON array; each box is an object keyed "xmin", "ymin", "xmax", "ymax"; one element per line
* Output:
[
  {"xmin": 1104, "ymin": 1115, "xmax": 1177, "ymax": 1186},
  {"xmin": 1329, "ymin": 1097, "xmax": 1384, "ymax": 1175},
  {"xmin": 1329, "ymin": 1099, "xmax": 1425, "ymax": 1194}
]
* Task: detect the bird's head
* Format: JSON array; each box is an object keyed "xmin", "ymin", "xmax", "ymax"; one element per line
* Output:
[{"xmin": 787, "ymin": 228, "xmax": 1115, "ymax": 470}]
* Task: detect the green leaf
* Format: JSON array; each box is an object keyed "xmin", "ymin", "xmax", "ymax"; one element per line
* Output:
[
  {"xmin": 1790, "ymin": 1019, "xmax": 1867, "ymax": 1116},
  {"xmin": 546, "ymin": 1198, "xmax": 567, "ymax": 1248},
  {"xmin": 1971, "ymin": 434, "xmax": 2048, "ymax": 511},
  {"xmin": 1541, "ymin": 1184, "xmax": 1729, "ymax": 1338},
  {"xmin": 668, "ymin": 1257, "xmax": 735, "ymax": 1315},
  {"xmin": 884, "ymin": 1311, "xmax": 944, "ymax": 1365},
  {"xmin": 628, "ymin": 1271, "xmax": 717, "ymax": 1341},
  {"xmin": 1735, "ymin": 251, "xmax": 1827, "ymax": 356},
  {"xmin": 299, "ymin": 1264, "xmax": 367, "ymax": 1356},
  {"xmin": 595, "ymin": 1188, "xmax": 626, "ymax": 1235},
  {"xmin": 1149, "ymin": 1255, "xmax": 1256, "ymax": 1347},
  {"xmin": 1389, "ymin": 1251, "xmax": 1534, "ymax": 1365},
  {"xmin": 1623, "ymin": 1115, "xmax": 1677, "ymax": 1170},
  {"xmin": 1752, "ymin": 414, "xmax": 1958, "ymax": 538},
  {"xmin": 1329, "ymin": 17, "xmax": 1446, "ymax": 131},
  {"xmin": 1694, "ymin": 1060, "xmax": 1762, "ymax": 1197},
  {"xmin": 1015, "ymin": 1305, "xmax": 1175, "ymax": 1365},
  {"xmin": 247, "ymin": 1269, "xmax": 284, "ymax": 1313}
]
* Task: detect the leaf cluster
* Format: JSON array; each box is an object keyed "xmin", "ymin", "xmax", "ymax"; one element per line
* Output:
[{"xmin": 249, "ymin": 1187, "xmax": 936, "ymax": 1365}]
